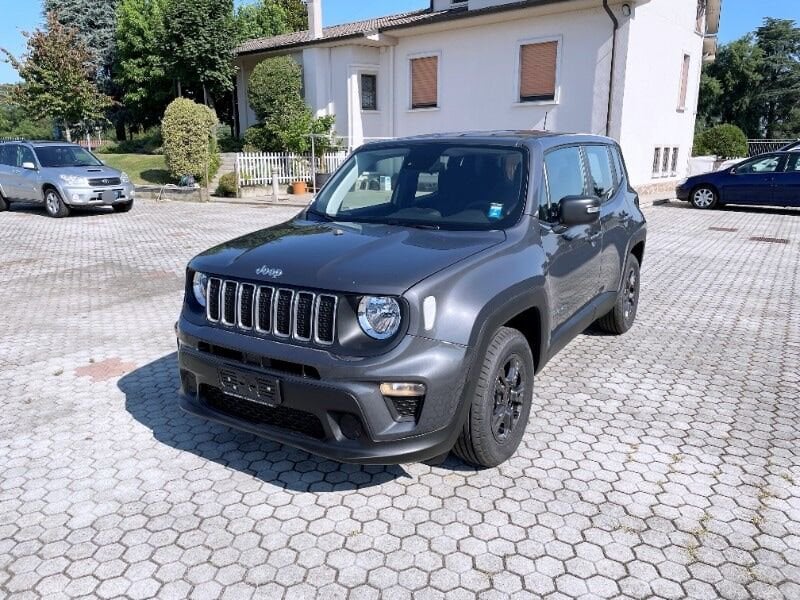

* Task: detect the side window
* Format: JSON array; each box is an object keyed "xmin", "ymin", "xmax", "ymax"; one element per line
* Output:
[
  {"xmin": 19, "ymin": 146, "xmax": 35, "ymax": 167},
  {"xmin": 541, "ymin": 146, "xmax": 585, "ymax": 222},
  {"xmin": 786, "ymin": 154, "xmax": 800, "ymax": 172},
  {"xmin": 583, "ymin": 145, "xmax": 614, "ymax": 201},
  {"xmin": 736, "ymin": 155, "xmax": 782, "ymax": 175},
  {"xmin": 0, "ymin": 145, "xmax": 12, "ymax": 166},
  {"xmin": 610, "ymin": 145, "xmax": 626, "ymax": 186}
]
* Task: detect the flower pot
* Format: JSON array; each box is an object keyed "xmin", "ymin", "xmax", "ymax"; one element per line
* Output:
[{"xmin": 291, "ymin": 181, "xmax": 308, "ymax": 195}]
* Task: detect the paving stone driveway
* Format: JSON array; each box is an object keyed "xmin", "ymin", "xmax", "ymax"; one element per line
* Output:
[{"xmin": 1, "ymin": 200, "xmax": 799, "ymax": 600}]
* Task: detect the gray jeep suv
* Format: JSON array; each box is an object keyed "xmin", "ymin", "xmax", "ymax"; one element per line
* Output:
[
  {"xmin": 0, "ymin": 140, "xmax": 135, "ymax": 218},
  {"xmin": 177, "ymin": 132, "xmax": 647, "ymax": 467}
]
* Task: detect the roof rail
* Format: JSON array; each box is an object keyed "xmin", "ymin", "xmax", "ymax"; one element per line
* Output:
[{"xmin": 0, "ymin": 136, "xmax": 25, "ymax": 143}]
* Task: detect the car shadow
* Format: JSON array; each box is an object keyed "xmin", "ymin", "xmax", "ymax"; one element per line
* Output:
[
  {"xmin": 119, "ymin": 353, "xmax": 413, "ymax": 491},
  {"xmin": 6, "ymin": 201, "xmax": 114, "ymax": 218}
]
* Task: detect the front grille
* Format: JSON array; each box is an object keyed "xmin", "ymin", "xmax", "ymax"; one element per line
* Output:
[
  {"xmin": 391, "ymin": 396, "xmax": 423, "ymax": 421},
  {"xmin": 88, "ymin": 177, "xmax": 121, "ymax": 187},
  {"xmin": 206, "ymin": 387, "xmax": 326, "ymax": 440},
  {"xmin": 207, "ymin": 278, "xmax": 337, "ymax": 346}
]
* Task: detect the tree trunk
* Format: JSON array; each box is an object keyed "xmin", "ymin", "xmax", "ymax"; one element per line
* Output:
[
  {"xmin": 203, "ymin": 84, "xmax": 209, "ymax": 107},
  {"xmin": 177, "ymin": 79, "xmax": 182, "ymax": 97},
  {"xmin": 115, "ymin": 119, "xmax": 127, "ymax": 142},
  {"xmin": 64, "ymin": 127, "xmax": 72, "ymax": 143}
]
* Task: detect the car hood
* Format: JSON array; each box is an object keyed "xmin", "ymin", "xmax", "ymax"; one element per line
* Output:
[
  {"xmin": 190, "ymin": 218, "xmax": 506, "ymax": 295},
  {"xmin": 48, "ymin": 166, "xmax": 122, "ymax": 178}
]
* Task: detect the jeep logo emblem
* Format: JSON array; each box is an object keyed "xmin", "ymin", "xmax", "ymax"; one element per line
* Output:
[{"xmin": 256, "ymin": 266, "xmax": 283, "ymax": 279}]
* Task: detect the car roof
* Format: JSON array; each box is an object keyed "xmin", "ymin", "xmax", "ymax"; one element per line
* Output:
[
  {"xmin": 0, "ymin": 140, "xmax": 80, "ymax": 147},
  {"xmin": 365, "ymin": 130, "xmax": 617, "ymax": 150}
]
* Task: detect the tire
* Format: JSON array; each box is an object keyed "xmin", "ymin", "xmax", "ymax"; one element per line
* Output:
[
  {"xmin": 453, "ymin": 327, "xmax": 535, "ymax": 468},
  {"xmin": 596, "ymin": 253, "xmax": 641, "ymax": 335},
  {"xmin": 0, "ymin": 194, "xmax": 7, "ymax": 212},
  {"xmin": 44, "ymin": 188, "xmax": 70, "ymax": 218},
  {"xmin": 691, "ymin": 185, "xmax": 718, "ymax": 209},
  {"xmin": 113, "ymin": 201, "xmax": 134, "ymax": 213}
]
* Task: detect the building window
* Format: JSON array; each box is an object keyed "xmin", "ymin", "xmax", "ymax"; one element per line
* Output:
[
  {"xmin": 678, "ymin": 54, "xmax": 691, "ymax": 111},
  {"xmin": 671, "ymin": 147, "xmax": 680, "ymax": 175},
  {"xmin": 662, "ymin": 147, "xmax": 671, "ymax": 175},
  {"xmin": 519, "ymin": 41, "xmax": 558, "ymax": 103},
  {"xmin": 361, "ymin": 74, "xmax": 377, "ymax": 111},
  {"xmin": 652, "ymin": 148, "xmax": 662, "ymax": 177},
  {"xmin": 410, "ymin": 56, "xmax": 439, "ymax": 109}
]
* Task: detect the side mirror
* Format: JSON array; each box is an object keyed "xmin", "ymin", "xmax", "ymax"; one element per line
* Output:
[
  {"xmin": 21, "ymin": 161, "xmax": 37, "ymax": 171},
  {"xmin": 559, "ymin": 195, "xmax": 601, "ymax": 226}
]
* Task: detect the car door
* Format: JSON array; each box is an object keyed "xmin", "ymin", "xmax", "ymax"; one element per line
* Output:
[
  {"xmin": 0, "ymin": 144, "xmax": 24, "ymax": 199},
  {"xmin": 772, "ymin": 153, "xmax": 800, "ymax": 207},
  {"xmin": 583, "ymin": 143, "xmax": 626, "ymax": 295},
  {"xmin": 539, "ymin": 145, "xmax": 602, "ymax": 334},
  {"xmin": 15, "ymin": 145, "xmax": 41, "ymax": 202},
  {"xmin": 724, "ymin": 154, "xmax": 784, "ymax": 205}
]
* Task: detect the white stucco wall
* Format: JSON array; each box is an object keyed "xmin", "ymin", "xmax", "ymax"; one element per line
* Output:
[
  {"xmin": 389, "ymin": 6, "xmax": 615, "ymax": 140},
  {"xmin": 616, "ymin": 0, "xmax": 705, "ymax": 184}
]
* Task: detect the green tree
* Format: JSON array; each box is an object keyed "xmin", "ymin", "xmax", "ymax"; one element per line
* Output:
[
  {"xmin": 699, "ymin": 37, "xmax": 765, "ymax": 137},
  {"xmin": 114, "ymin": 0, "xmax": 172, "ymax": 130},
  {"xmin": 755, "ymin": 18, "xmax": 800, "ymax": 139},
  {"xmin": 0, "ymin": 85, "xmax": 54, "ymax": 140},
  {"xmin": 162, "ymin": 0, "xmax": 236, "ymax": 106},
  {"xmin": 273, "ymin": 0, "xmax": 308, "ymax": 32},
  {"xmin": 1, "ymin": 13, "xmax": 113, "ymax": 142},
  {"xmin": 234, "ymin": 0, "xmax": 298, "ymax": 43},
  {"xmin": 43, "ymin": 0, "xmax": 121, "ymax": 87}
]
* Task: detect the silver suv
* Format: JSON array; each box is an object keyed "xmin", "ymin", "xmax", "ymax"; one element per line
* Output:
[{"xmin": 0, "ymin": 141, "xmax": 135, "ymax": 218}]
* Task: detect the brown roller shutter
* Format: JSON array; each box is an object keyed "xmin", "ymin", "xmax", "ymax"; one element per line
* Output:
[
  {"xmin": 520, "ymin": 41, "xmax": 558, "ymax": 102},
  {"xmin": 411, "ymin": 56, "xmax": 438, "ymax": 109}
]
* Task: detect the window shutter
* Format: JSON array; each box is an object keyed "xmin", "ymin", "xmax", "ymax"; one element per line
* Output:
[
  {"xmin": 520, "ymin": 41, "xmax": 558, "ymax": 102},
  {"xmin": 678, "ymin": 54, "xmax": 691, "ymax": 110},
  {"xmin": 411, "ymin": 56, "xmax": 438, "ymax": 109}
]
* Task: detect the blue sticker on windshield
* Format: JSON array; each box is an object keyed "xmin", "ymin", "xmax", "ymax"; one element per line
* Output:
[{"xmin": 488, "ymin": 203, "xmax": 503, "ymax": 219}]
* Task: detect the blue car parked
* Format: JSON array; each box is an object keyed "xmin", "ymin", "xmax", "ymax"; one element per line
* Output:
[{"xmin": 677, "ymin": 151, "xmax": 800, "ymax": 209}]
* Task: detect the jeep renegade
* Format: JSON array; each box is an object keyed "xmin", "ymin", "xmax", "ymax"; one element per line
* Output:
[{"xmin": 177, "ymin": 132, "xmax": 647, "ymax": 467}]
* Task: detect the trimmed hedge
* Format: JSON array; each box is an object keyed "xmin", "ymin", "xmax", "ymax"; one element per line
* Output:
[
  {"xmin": 162, "ymin": 98, "xmax": 220, "ymax": 185},
  {"xmin": 215, "ymin": 172, "xmax": 238, "ymax": 197},
  {"xmin": 695, "ymin": 124, "xmax": 748, "ymax": 159}
]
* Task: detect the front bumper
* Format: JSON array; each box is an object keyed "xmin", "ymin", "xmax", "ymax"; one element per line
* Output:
[
  {"xmin": 62, "ymin": 183, "xmax": 135, "ymax": 206},
  {"xmin": 675, "ymin": 183, "xmax": 691, "ymax": 201},
  {"xmin": 176, "ymin": 319, "xmax": 473, "ymax": 464}
]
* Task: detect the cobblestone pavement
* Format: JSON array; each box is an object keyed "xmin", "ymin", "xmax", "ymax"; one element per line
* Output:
[{"xmin": 1, "ymin": 200, "xmax": 799, "ymax": 600}]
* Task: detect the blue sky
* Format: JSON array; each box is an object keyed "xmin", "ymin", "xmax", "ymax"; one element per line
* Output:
[{"xmin": 1, "ymin": 0, "xmax": 798, "ymax": 84}]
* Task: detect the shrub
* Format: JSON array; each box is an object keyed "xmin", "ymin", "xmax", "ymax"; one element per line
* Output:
[
  {"xmin": 161, "ymin": 98, "xmax": 220, "ymax": 185},
  {"xmin": 215, "ymin": 172, "xmax": 238, "ymax": 197},
  {"xmin": 695, "ymin": 124, "xmax": 748, "ymax": 159},
  {"xmin": 248, "ymin": 56, "xmax": 304, "ymax": 122}
]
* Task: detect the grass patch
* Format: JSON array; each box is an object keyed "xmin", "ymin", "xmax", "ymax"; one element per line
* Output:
[{"xmin": 97, "ymin": 154, "xmax": 173, "ymax": 186}]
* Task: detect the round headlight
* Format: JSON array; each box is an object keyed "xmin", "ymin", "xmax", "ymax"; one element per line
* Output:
[
  {"xmin": 358, "ymin": 296, "xmax": 402, "ymax": 340},
  {"xmin": 193, "ymin": 272, "xmax": 208, "ymax": 307}
]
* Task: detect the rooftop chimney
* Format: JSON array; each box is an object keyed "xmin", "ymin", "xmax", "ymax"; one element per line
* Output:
[{"xmin": 306, "ymin": 0, "xmax": 323, "ymax": 40}]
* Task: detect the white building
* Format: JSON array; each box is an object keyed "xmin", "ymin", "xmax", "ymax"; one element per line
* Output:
[{"xmin": 234, "ymin": 0, "xmax": 721, "ymax": 189}]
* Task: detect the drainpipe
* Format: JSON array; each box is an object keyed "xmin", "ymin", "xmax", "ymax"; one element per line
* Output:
[{"xmin": 602, "ymin": 0, "xmax": 619, "ymax": 137}]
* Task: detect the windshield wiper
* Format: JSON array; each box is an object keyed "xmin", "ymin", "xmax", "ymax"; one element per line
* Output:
[{"xmin": 385, "ymin": 219, "xmax": 440, "ymax": 230}]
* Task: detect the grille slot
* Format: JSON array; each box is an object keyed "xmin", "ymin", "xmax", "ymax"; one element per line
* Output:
[
  {"xmin": 315, "ymin": 295, "xmax": 337, "ymax": 345},
  {"xmin": 294, "ymin": 292, "xmax": 315, "ymax": 341},
  {"xmin": 207, "ymin": 278, "xmax": 222, "ymax": 322},
  {"xmin": 391, "ymin": 396, "xmax": 423, "ymax": 421},
  {"xmin": 222, "ymin": 281, "xmax": 238, "ymax": 326},
  {"xmin": 274, "ymin": 290, "xmax": 294, "ymax": 337},
  {"xmin": 238, "ymin": 284, "xmax": 255, "ymax": 330},
  {"xmin": 256, "ymin": 287, "xmax": 274, "ymax": 333},
  {"xmin": 208, "ymin": 279, "xmax": 337, "ymax": 346}
]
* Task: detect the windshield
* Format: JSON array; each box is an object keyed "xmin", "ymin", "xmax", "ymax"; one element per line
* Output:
[
  {"xmin": 309, "ymin": 144, "xmax": 527, "ymax": 231},
  {"xmin": 34, "ymin": 146, "xmax": 103, "ymax": 168}
]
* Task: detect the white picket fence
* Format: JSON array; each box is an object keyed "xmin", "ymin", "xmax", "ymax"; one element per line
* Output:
[{"xmin": 236, "ymin": 151, "xmax": 349, "ymax": 187}]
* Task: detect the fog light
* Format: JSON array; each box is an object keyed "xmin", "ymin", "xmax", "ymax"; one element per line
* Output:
[
  {"xmin": 71, "ymin": 193, "xmax": 80, "ymax": 202},
  {"xmin": 380, "ymin": 382, "xmax": 426, "ymax": 397},
  {"xmin": 339, "ymin": 414, "xmax": 364, "ymax": 440}
]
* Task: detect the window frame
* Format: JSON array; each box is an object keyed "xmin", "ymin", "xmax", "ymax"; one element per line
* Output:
[
  {"xmin": 540, "ymin": 143, "xmax": 588, "ymax": 223},
  {"xmin": 678, "ymin": 53, "xmax": 691, "ymax": 112},
  {"xmin": 733, "ymin": 154, "xmax": 786, "ymax": 175},
  {"xmin": 514, "ymin": 35, "xmax": 562, "ymax": 106},
  {"xmin": 360, "ymin": 72, "xmax": 379, "ymax": 112},
  {"xmin": 408, "ymin": 52, "xmax": 441, "ymax": 111}
]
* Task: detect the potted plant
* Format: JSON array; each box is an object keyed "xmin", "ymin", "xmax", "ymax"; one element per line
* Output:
[{"xmin": 290, "ymin": 157, "xmax": 310, "ymax": 195}]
